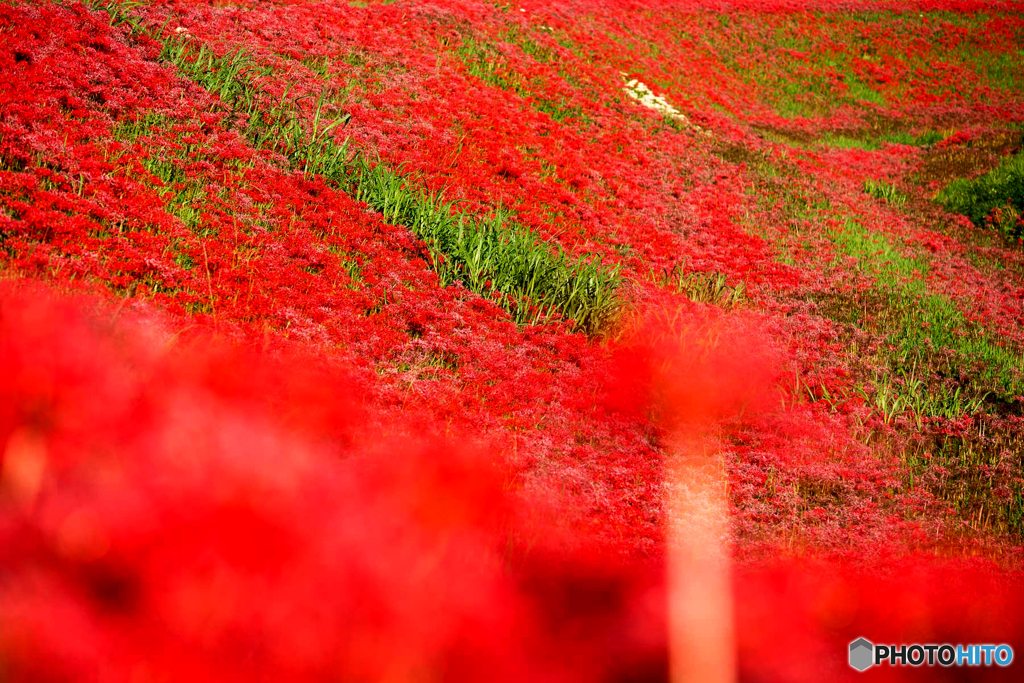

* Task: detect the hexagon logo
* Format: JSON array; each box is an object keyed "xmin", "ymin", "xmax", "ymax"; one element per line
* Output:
[{"xmin": 849, "ymin": 638, "xmax": 874, "ymax": 671}]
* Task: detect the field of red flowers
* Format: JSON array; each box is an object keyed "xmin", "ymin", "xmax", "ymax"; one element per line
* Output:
[{"xmin": 2, "ymin": 0, "xmax": 1024, "ymax": 680}]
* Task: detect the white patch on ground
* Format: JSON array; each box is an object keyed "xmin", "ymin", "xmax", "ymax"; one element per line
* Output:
[{"xmin": 622, "ymin": 73, "xmax": 707, "ymax": 135}]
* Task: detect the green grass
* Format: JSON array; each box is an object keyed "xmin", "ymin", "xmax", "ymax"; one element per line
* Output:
[
  {"xmin": 832, "ymin": 219, "xmax": 1023, "ymax": 420},
  {"xmin": 818, "ymin": 130, "xmax": 948, "ymax": 151},
  {"xmin": 347, "ymin": 159, "xmax": 621, "ymax": 332},
  {"xmin": 699, "ymin": 10, "xmax": 1022, "ymax": 120},
  {"xmin": 747, "ymin": 167, "xmax": 1023, "ymax": 425},
  {"xmin": 112, "ymin": 114, "xmax": 210, "ymax": 231},
  {"xmin": 453, "ymin": 33, "xmax": 587, "ymax": 123},
  {"xmin": 501, "ymin": 25, "xmax": 558, "ymax": 63},
  {"xmin": 936, "ymin": 149, "xmax": 1024, "ymax": 238},
  {"xmin": 862, "ymin": 179, "xmax": 908, "ymax": 207},
  {"xmin": 903, "ymin": 433, "xmax": 1024, "ymax": 537},
  {"xmin": 830, "ymin": 218, "xmax": 927, "ymax": 287},
  {"xmin": 98, "ymin": 1, "xmax": 622, "ymax": 334},
  {"xmin": 820, "ymin": 134, "xmax": 878, "ymax": 150},
  {"xmin": 883, "ymin": 130, "xmax": 946, "ymax": 147},
  {"xmin": 111, "ymin": 110, "xmax": 264, "ymax": 234},
  {"xmin": 970, "ymin": 46, "xmax": 1024, "ymax": 94},
  {"xmin": 707, "ymin": 18, "xmax": 889, "ymax": 119},
  {"xmin": 655, "ymin": 264, "xmax": 745, "ymax": 308}
]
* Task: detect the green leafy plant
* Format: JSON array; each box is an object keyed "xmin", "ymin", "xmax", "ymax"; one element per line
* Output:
[
  {"xmin": 863, "ymin": 179, "xmax": 908, "ymax": 207},
  {"xmin": 657, "ymin": 264, "xmax": 746, "ymax": 307},
  {"xmin": 936, "ymin": 149, "xmax": 1024, "ymax": 238}
]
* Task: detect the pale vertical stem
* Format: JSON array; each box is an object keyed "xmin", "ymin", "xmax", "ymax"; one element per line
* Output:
[{"xmin": 667, "ymin": 429, "xmax": 736, "ymax": 683}]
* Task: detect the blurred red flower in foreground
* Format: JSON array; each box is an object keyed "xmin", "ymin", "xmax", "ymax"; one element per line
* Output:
[
  {"xmin": 0, "ymin": 284, "xmax": 665, "ymax": 682},
  {"xmin": 1, "ymin": 284, "xmax": 1022, "ymax": 682}
]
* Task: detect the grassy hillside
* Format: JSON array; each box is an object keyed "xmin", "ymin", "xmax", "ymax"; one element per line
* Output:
[{"xmin": 2, "ymin": 0, "xmax": 1024, "ymax": 680}]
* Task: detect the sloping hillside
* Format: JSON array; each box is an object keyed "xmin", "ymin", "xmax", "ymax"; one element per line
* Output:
[{"xmin": 2, "ymin": 1, "xmax": 1024, "ymax": 680}]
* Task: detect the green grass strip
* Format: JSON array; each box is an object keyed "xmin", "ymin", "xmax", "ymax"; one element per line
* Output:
[
  {"xmin": 832, "ymin": 219, "xmax": 1023, "ymax": 420},
  {"xmin": 97, "ymin": 2, "xmax": 621, "ymax": 334}
]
